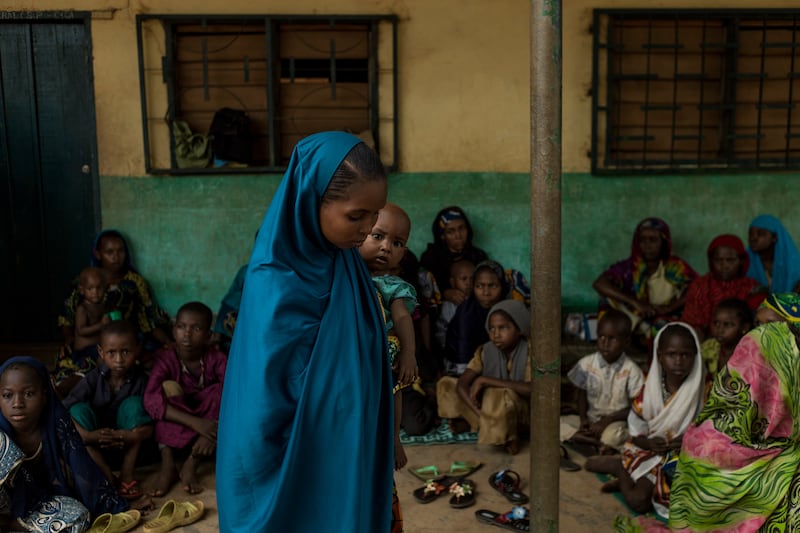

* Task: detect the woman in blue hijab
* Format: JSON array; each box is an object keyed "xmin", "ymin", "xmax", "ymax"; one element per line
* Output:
[
  {"xmin": 746, "ymin": 214, "xmax": 800, "ymax": 293},
  {"xmin": 216, "ymin": 132, "xmax": 393, "ymax": 532}
]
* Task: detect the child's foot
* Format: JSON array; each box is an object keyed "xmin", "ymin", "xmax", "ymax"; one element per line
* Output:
[
  {"xmin": 180, "ymin": 456, "xmax": 204, "ymax": 495},
  {"xmin": 149, "ymin": 468, "xmax": 178, "ymax": 497},
  {"xmin": 505, "ymin": 438, "xmax": 520, "ymax": 455}
]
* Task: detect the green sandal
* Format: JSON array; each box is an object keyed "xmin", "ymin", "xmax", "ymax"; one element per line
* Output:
[
  {"xmin": 408, "ymin": 464, "xmax": 441, "ymax": 481},
  {"xmin": 448, "ymin": 460, "xmax": 482, "ymax": 477}
]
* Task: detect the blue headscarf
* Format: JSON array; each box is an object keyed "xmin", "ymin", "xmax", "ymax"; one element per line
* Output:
[
  {"xmin": 746, "ymin": 215, "xmax": 800, "ymax": 292},
  {"xmin": 0, "ymin": 357, "xmax": 127, "ymax": 519},
  {"xmin": 216, "ymin": 132, "xmax": 393, "ymax": 532}
]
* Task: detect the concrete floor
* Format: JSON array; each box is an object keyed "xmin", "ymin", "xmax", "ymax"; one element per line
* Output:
[{"xmin": 123, "ymin": 439, "xmax": 630, "ymax": 533}]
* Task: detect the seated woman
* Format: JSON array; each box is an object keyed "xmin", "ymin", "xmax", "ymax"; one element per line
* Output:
[
  {"xmin": 586, "ymin": 323, "xmax": 706, "ymax": 522},
  {"xmin": 624, "ymin": 293, "xmax": 800, "ymax": 532},
  {"xmin": 681, "ymin": 234, "xmax": 764, "ymax": 341},
  {"xmin": 593, "ymin": 218, "xmax": 697, "ymax": 345},
  {"xmin": 746, "ymin": 214, "xmax": 800, "ymax": 293}
]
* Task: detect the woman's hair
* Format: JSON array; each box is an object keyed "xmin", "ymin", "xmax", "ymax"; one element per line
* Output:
[
  {"xmin": 657, "ymin": 323, "xmax": 695, "ymax": 350},
  {"xmin": 714, "ymin": 298, "xmax": 753, "ymax": 328},
  {"xmin": 322, "ymin": 142, "xmax": 386, "ymax": 203}
]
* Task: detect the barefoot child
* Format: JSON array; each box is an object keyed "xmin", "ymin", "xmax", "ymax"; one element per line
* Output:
[
  {"xmin": 0, "ymin": 357, "xmax": 131, "ymax": 531},
  {"xmin": 63, "ymin": 320, "xmax": 153, "ymax": 500},
  {"xmin": 586, "ymin": 322, "xmax": 706, "ymax": 520},
  {"xmin": 438, "ymin": 300, "xmax": 532, "ymax": 455},
  {"xmin": 565, "ymin": 309, "xmax": 644, "ymax": 453},
  {"xmin": 700, "ymin": 298, "xmax": 752, "ymax": 376},
  {"xmin": 144, "ymin": 301, "xmax": 227, "ymax": 496}
]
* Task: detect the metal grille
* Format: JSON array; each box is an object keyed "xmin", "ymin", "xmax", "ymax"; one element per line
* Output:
[{"xmin": 592, "ymin": 9, "xmax": 800, "ymax": 174}]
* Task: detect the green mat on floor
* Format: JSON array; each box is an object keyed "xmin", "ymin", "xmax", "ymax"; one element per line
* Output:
[{"xmin": 399, "ymin": 419, "xmax": 478, "ymax": 446}]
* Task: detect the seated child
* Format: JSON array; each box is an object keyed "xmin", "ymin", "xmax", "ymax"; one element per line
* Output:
[
  {"xmin": 0, "ymin": 357, "xmax": 130, "ymax": 532},
  {"xmin": 444, "ymin": 260, "xmax": 509, "ymax": 376},
  {"xmin": 437, "ymin": 300, "xmax": 532, "ymax": 455},
  {"xmin": 54, "ymin": 266, "xmax": 112, "ymax": 398},
  {"xmin": 434, "ymin": 259, "xmax": 475, "ymax": 351},
  {"xmin": 700, "ymin": 298, "xmax": 753, "ymax": 376},
  {"xmin": 586, "ymin": 322, "xmax": 706, "ymax": 520},
  {"xmin": 565, "ymin": 309, "xmax": 644, "ymax": 453},
  {"xmin": 63, "ymin": 320, "xmax": 153, "ymax": 500},
  {"xmin": 144, "ymin": 301, "xmax": 227, "ymax": 496}
]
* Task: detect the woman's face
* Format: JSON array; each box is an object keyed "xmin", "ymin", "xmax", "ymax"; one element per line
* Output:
[
  {"xmin": 749, "ymin": 227, "xmax": 776, "ymax": 253},
  {"xmin": 319, "ymin": 179, "xmax": 387, "ymax": 250},
  {"xmin": 94, "ymin": 235, "xmax": 127, "ymax": 275},
  {"xmin": 711, "ymin": 246, "xmax": 741, "ymax": 281},
  {"xmin": 638, "ymin": 228, "xmax": 663, "ymax": 261},
  {"xmin": 441, "ymin": 219, "xmax": 468, "ymax": 254}
]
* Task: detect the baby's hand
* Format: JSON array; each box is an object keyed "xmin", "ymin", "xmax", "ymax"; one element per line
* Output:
[{"xmin": 394, "ymin": 351, "xmax": 417, "ymax": 386}]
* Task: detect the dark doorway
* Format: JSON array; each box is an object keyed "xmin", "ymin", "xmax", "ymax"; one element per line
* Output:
[{"xmin": 0, "ymin": 14, "xmax": 99, "ymax": 342}]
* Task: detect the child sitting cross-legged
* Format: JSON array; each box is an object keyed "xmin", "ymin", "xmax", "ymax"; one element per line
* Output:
[
  {"xmin": 437, "ymin": 300, "xmax": 531, "ymax": 455},
  {"xmin": 63, "ymin": 320, "xmax": 154, "ymax": 501},
  {"xmin": 144, "ymin": 301, "xmax": 227, "ymax": 496},
  {"xmin": 700, "ymin": 298, "xmax": 753, "ymax": 376},
  {"xmin": 564, "ymin": 309, "xmax": 645, "ymax": 454}
]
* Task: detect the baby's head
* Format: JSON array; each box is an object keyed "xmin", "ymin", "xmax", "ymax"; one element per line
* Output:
[
  {"xmin": 320, "ymin": 142, "xmax": 388, "ymax": 250},
  {"xmin": 711, "ymin": 298, "xmax": 752, "ymax": 350},
  {"xmin": 173, "ymin": 302, "xmax": 213, "ymax": 360},
  {"xmin": 0, "ymin": 359, "xmax": 48, "ymax": 434},
  {"xmin": 358, "ymin": 203, "xmax": 411, "ymax": 274},
  {"xmin": 485, "ymin": 300, "xmax": 530, "ymax": 354},
  {"xmin": 449, "ymin": 260, "xmax": 475, "ymax": 295},
  {"xmin": 98, "ymin": 320, "xmax": 141, "ymax": 378},
  {"xmin": 78, "ymin": 266, "xmax": 108, "ymax": 305},
  {"xmin": 472, "ymin": 260, "xmax": 507, "ymax": 309},
  {"xmin": 655, "ymin": 323, "xmax": 698, "ymax": 385},
  {"xmin": 596, "ymin": 309, "xmax": 632, "ymax": 364}
]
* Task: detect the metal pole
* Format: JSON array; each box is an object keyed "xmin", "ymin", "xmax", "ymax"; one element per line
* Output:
[{"xmin": 529, "ymin": 0, "xmax": 562, "ymax": 531}]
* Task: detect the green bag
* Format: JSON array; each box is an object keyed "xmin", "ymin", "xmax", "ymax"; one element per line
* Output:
[{"xmin": 171, "ymin": 120, "xmax": 211, "ymax": 169}]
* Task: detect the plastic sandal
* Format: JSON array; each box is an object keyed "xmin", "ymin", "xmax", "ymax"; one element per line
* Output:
[
  {"xmin": 488, "ymin": 470, "xmax": 529, "ymax": 504},
  {"xmin": 408, "ymin": 464, "xmax": 441, "ymax": 481},
  {"xmin": 560, "ymin": 446, "xmax": 581, "ymax": 472},
  {"xmin": 142, "ymin": 499, "xmax": 204, "ymax": 533},
  {"xmin": 87, "ymin": 510, "xmax": 141, "ymax": 533},
  {"xmin": 475, "ymin": 506, "xmax": 530, "ymax": 531},
  {"xmin": 448, "ymin": 460, "xmax": 482, "ymax": 477},
  {"xmin": 449, "ymin": 479, "xmax": 476, "ymax": 508},
  {"xmin": 118, "ymin": 479, "xmax": 143, "ymax": 500},
  {"xmin": 412, "ymin": 477, "xmax": 456, "ymax": 504}
]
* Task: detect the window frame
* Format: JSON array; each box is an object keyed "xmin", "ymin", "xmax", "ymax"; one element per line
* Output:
[
  {"xmin": 591, "ymin": 8, "xmax": 800, "ymax": 175},
  {"xmin": 135, "ymin": 13, "xmax": 399, "ymax": 175}
]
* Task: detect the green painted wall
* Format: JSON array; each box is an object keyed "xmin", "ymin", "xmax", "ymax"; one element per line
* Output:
[{"xmin": 100, "ymin": 172, "xmax": 800, "ymax": 317}]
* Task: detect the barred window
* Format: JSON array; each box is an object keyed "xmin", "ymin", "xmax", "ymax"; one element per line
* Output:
[
  {"xmin": 592, "ymin": 9, "xmax": 800, "ymax": 174},
  {"xmin": 136, "ymin": 14, "xmax": 398, "ymax": 174}
]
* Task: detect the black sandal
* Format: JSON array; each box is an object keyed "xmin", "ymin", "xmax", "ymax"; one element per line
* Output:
[
  {"xmin": 448, "ymin": 478, "xmax": 476, "ymax": 508},
  {"xmin": 475, "ymin": 506, "xmax": 530, "ymax": 531},
  {"xmin": 488, "ymin": 470, "xmax": 529, "ymax": 504}
]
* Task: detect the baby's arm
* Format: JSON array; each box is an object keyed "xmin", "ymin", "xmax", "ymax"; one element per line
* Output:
[
  {"xmin": 390, "ymin": 298, "xmax": 417, "ymax": 384},
  {"xmin": 75, "ymin": 305, "xmax": 109, "ymax": 338}
]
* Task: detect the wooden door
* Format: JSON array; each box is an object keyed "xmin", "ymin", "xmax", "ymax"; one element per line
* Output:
[{"xmin": 0, "ymin": 15, "xmax": 99, "ymax": 342}]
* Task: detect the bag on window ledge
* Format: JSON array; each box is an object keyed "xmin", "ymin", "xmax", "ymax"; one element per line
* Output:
[
  {"xmin": 209, "ymin": 107, "xmax": 252, "ymax": 164},
  {"xmin": 171, "ymin": 120, "xmax": 211, "ymax": 169}
]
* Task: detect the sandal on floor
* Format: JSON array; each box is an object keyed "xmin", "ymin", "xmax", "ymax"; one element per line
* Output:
[
  {"xmin": 408, "ymin": 464, "xmax": 441, "ymax": 481},
  {"xmin": 142, "ymin": 499, "xmax": 205, "ymax": 533},
  {"xmin": 560, "ymin": 446, "xmax": 581, "ymax": 472},
  {"xmin": 413, "ymin": 477, "xmax": 455, "ymax": 504},
  {"xmin": 449, "ymin": 478, "xmax": 476, "ymax": 508},
  {"xmin": 448, "ymin": 460, "xmax": 482, "ymax": 478},
  {"xmin": 488, "ymin": 470, "xmax": 529, "ymax": 504},
  {"xmin": 87, "ymin": 510, "xmax": 141, "ymax": 533},
  {"xmin": 118, "ymin": 479, "xmax": 143, "ymax": 500},
  {"xmin": 475, "ymin": 506, "xmax": 530, "ymax": 531}
]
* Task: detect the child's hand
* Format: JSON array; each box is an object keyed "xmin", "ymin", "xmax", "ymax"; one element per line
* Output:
[
  {"xmin": 647, "ymin": 436, "xmax": 670, "ymax": 454},
  {"xmin": 443, "ymin": 288, "xmax": 467, "ymax": 306},
  {"xmin": 468, "ymin": 377, "xmax": 486, "ymax": 408},
  {"xmin": 191, "ymin": 435, "xmax": 217, "ymax": 458},
  {"xmin": 394, "ymin": 351, "xmax": 417, "ymax": 386},
  {"xmin": 590, "ymin": 418, "xmax": 611, "ymax": 437},
  {"xmin": 96, "ymin": 428, "xmax": 124, "ymax": 449},
  {"xmin": 191, "ymin": 418, "xmax": 218, "ymax": 443},
  {"xmin": 394, "ymin": 437, "xmax": 407, "ymax": 471},
  {"xmin": 101, "ymin": 314, "xmax": 112, "ymax": 326}
]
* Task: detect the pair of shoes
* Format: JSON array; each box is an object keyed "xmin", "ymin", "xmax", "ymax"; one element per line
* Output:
[
  {"xmin": 475, "ymin": 506, "xmax": 530, "ymax": 531},
  {"xmin": 560, "ymin": 446, "xmax": 581, "ymax": 472},
  {"xmin": 118, "ymin": 479, "xmax": 143, "ymax": 500},
  {"xmin": 86, "ymin": 510, "xmax": 141, "ymax": 533},
  {"xmin": 408, "ymin": 460, "xmax": 482, "ymax": 481},
  {"xmin": 488, "ymin": 470, "xmax": 529, "ymax": 504},
  {"xmin": 413, "ymin": 477, "xmax": 476, "ymax": 508},
  {"xmin": 142, "ymin": 500, "xmax": 205, "ymax": 533}
]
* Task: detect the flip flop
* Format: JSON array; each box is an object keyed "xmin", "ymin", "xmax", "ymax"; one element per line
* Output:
[
  {"xmin": 448, "ymin": 460, "xmax": 482, "ymax": 477},
  {"xmin": 475, "ymin": 506, "xmax": 530, "ymax": 531},
  {"xmin": 408, "ymin": 464, "xmax": 441, "ymax": 481},
  {"xmin": 118, "ymin": 479, "xmax": 143, "ymax": 500},
  {"xmin": 449, "ymin": 478, "xmax": 476, "ymax": 508},
  {"xmin": 87, "ymin": 510, "xmax": 142, "ymax": 533},
  {"xmin": 560, "ymin": 445, "xmax": 581, "ymax": 472},
  {"xmin": 412, "ymin": 477, "xmax": 456, "ymax": 504},
  {"xmin": 142, "ymin": 499, "xmax": 205, "ymax": 533},
  {"xmin": 488, "ymin": 470, "xmax": 529, "ymax": 504}
]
